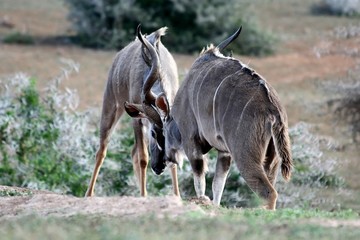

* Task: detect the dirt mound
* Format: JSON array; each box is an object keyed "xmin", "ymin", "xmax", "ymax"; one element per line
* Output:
[{"xmin": 0, "ymin": 186, "xmax": 203, "ymax": 219}]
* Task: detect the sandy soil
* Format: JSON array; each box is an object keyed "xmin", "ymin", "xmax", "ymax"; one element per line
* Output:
[{"xmin": 0, "ymin": 185, "xmax": 202, "ymax": 219}]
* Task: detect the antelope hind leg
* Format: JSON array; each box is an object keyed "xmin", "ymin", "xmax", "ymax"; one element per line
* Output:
[
  {"xmin": 263, "ymin": 138, "xmax": 280, "ymax": 186},
  {"xmin": 236, "ymin": 154, "xmax": 278, "ymax": 210},
  {"xmin": 85, "ymin": 144, "xmax": 107, "ymax": 197},
  {"xmin": 232, "ymin": 115, "xmax": 278, "ymax": 209}
]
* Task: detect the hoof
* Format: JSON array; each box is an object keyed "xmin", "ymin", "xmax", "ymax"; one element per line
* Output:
[
  {"xmin": 85, "ymin": 190, "xmax": 94, "ymax": 197},
  {"xmin": 256, "ymin": 205, "xmax": 276, "ymax": 210}
]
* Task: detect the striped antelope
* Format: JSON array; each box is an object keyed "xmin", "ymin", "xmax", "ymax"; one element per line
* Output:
[
  {"xmin": 86, "ymin": 25, "xmax": 180, "ymax": 197},
  {"xmin": 125, "ymin": 27, "xmax": 293, "ymax": 209}
]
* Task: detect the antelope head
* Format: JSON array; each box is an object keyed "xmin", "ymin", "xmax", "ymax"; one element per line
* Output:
[{"xmin": 124, "ymin": 25, "xmax": 169, "ymax": 175}]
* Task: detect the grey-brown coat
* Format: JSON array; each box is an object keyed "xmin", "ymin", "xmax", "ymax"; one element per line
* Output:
[
  {"xmin": 85, "ymin": 25, "xmax": 180, "ymax": 197},
  {"xmin": 126, "ymin": 28, "xmax": 293, "ymax": 209}
]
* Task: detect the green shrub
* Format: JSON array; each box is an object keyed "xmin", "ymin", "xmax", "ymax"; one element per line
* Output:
[
  {"xmin": 64, "ymin": 0, "xmax": 275, "ymax": 56},
  {"xmin": 3, "ymin": 32, "xmax": 34, "ymax": 45},
  {"xmin": 0, "ymin": 68, "xmax": 150, "ymax": 197},
  {"xmin": 0, "ymin": 60, "xmax": 94, "ymax": 196}
]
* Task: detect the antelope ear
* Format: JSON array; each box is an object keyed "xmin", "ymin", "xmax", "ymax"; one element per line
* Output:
[
  {"xmin": 124, "ymin": 102, "xmax": 147, "ymax": 118},
  {"xmin": 155, "ymin": 93, "xmax": 170, "ymax": 117}
]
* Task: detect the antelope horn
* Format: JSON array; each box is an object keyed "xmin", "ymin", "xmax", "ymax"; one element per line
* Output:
[
  {"xmin": 137, "ymin": 24, "xmax": 163, "ymax": 127},
  {"xmin": 217, "ymin": 26, "xmax": 242, "ymax": 52},
  {"xmin": 141, "ymin": 44, "xmax": 152, "ymax": 67}
]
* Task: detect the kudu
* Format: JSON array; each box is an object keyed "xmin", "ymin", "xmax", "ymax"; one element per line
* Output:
[
  {"xmin": 85, "ymin": 25, "xmax": 180, "ymax": 197},
  {"xmin": 126, "ymin": 27, "xmax": 293, "ymax": 210}
]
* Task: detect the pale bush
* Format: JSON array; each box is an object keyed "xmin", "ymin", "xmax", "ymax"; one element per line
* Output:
[
  {"xmin": 334, "ymin": 24, "xmax": 360, "ymax": 39},
  {"xmin": 276, "ymin": 122, "xmax": 345, "ymax": 209},
  {"xmin": 323, "ymin": 66, "xmax": 360, "ymax": 142}
]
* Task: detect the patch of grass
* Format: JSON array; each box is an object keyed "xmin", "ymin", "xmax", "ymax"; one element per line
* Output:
[
  {"xmin": 3, "ymin": 32, "xmax": 35, "ymax": 45},
  {"xmin": 222, "ymin": 208, "xmax": 359, "ymax": 221},
  {"xmin": 0, "ymin": 208, "xmax": 359, "ymax": 240},
  {"xmin": 0, "ymin": 189, "xmax": 33, "ymax": 197}
]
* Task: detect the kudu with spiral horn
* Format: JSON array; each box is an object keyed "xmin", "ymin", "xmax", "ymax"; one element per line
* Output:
[
  {"xmin": 85, "ymin": 25, "xmax": 180, "ymax": 197},
  {"xmin": 126, "ymin": 27, "xmax": 293, "ymax": 209}
]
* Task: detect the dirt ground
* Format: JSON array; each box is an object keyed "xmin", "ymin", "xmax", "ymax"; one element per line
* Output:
[
  {"xmin": 0, "ymin": 185, "xmax": 203, "ymax": 219},
  {"xmin": 2, "ymin": 185, "xmax": 360, "ymax": 229},
  {"xmin": 0, "ymin": 0, "xmax": 359, "ymax": 218}
]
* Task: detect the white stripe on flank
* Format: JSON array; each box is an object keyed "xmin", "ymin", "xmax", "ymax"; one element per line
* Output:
[
  {"xmin": 212, "ymin": 69, "xmax": 243, "ymax": 134},
  {"xmin": 195, "ymin": 60, "xmax": 224, "ymax": 134}
]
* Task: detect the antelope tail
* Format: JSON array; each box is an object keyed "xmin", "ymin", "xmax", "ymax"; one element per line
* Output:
[{"xmin": 272, "ymin": 117, "xmax": 293, "ymax": 181}]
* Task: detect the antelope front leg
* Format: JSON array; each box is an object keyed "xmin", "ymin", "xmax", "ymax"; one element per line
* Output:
[
  {"xmin": 132, "ymin": 119, "xmax": 149, "ymax": 197},
  {"xmin": 190, "ymin": 157, "xmax": 210, "ymax": 202},
  {"xmin": 170, "ymin": 163, "xmax": 180, "ymax": 197},
  {"xmin": 138, "ymin": 149, "xmax": 149, "ymax": 197},
  {"xmin": 212, "ymin": 152, "xmax": 232, "ymax": 206}
]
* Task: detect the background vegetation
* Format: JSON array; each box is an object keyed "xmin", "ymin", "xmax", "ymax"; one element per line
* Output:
[
  {"xmin": 312, "ymin": 0, "xmax": 360, "ymax": 16},
  {"xmin": 0, "ymin": 69, "xmax": 348, "ymax": 209},
  {"xmin": 323, "ymin": 67, "xmax": 360, "ymax": 143},
  {"xmin": 2, "ymin": 32, "xmax": 34, "ymax": 45},
  {"xmin": 64, "ymin": 0, "xmax": 275, "ymax": 55}
]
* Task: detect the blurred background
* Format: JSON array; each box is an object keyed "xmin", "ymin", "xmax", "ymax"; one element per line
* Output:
[{"xmin": 0, "ymin": 0, "xmax": 359, "ymax": 211}]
